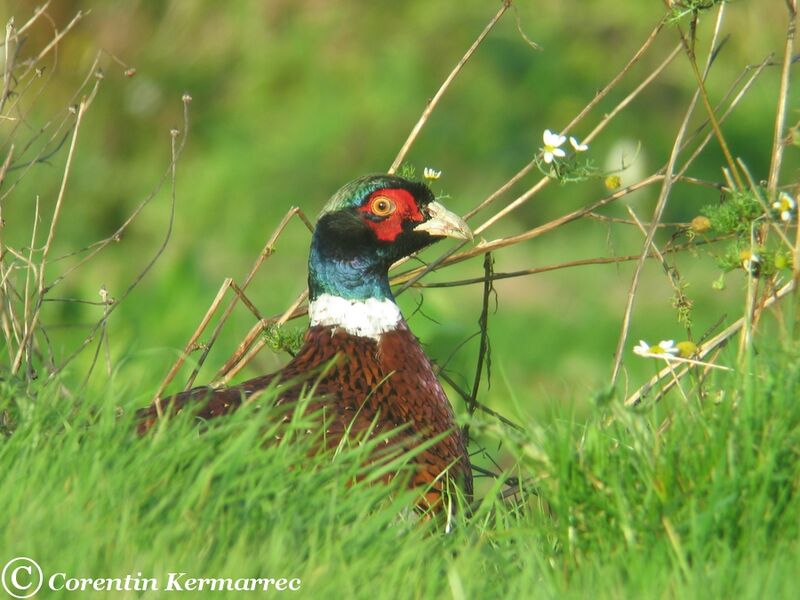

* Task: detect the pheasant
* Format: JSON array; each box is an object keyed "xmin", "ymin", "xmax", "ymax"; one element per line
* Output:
[{"xmin": 137, "ymin": 174, "xmax": 473, "ymax": 510}]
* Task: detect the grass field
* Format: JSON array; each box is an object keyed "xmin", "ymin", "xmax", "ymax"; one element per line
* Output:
[
  {"xmin": 2, "ymin": 343, "xmax": 800, "ymax": 598},
  {"xmin": 2, "ymin": 1, "xmax": 800, "ymax": 598}
]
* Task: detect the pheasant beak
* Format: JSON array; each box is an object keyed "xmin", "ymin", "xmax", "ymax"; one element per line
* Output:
[{"xmin": 414, "ymin": 201, "xmax": 473, "ymax": 241}]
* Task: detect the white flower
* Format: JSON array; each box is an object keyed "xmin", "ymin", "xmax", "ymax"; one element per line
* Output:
[
  {"xmin": 541, "ymin": 129, "xmax": 566, "ymax": 164},
  {"xmin": 423, "ymin": 167, "xmax": 442, "ymax": 181},
  {"xmin": 772, "ymin": 191, "xmax": 796, "ymax": 223},
  {"xmin": 569, "ymin": 136, "xmax": 589, "ymax": 152},
  {"xmin": 633, "ymin": 339, "xmax": 679, "ymax": 357}
]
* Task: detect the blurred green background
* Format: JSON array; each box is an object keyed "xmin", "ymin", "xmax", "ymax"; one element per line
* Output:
[{"xmin": 1, "ymin": 0, "xmax": 797, "ymax": 425}]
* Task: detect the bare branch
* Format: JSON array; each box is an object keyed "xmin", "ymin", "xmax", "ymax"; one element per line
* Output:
[{"xmin": 388, "ymin": 2, "xmax": 511, "ymax": 174}]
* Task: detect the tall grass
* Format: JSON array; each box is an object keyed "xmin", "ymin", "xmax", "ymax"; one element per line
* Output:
[{"xmin": 2, "ymin": 344, "xmax": 799, "ymax": 598}]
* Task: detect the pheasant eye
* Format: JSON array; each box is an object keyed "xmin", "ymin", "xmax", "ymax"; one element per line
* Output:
[{"xmin": 370, "ymin": 196, "xmax": 396, "ymax": 217}]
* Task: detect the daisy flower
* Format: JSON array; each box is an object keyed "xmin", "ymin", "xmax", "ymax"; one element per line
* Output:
[
  {"xmin": 423, "ymin": 167, "xmax": 442, "ymax": 181},
  {"xmin": 541, "ymin": 129, "xmax": 566, "ymax": 164},
  {"xmin": 772, "ymin": 191, "xmax": 796, "ymax": 223},
  {"xmin": 569, "ymin": 136, "xmax": 589, "ymax": 152},
  {"xmin": 633, "ymin": 339, "xmax": 679, "ymax": 357}
]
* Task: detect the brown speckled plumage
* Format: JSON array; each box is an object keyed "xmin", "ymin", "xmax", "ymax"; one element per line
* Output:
[{"xmin": 137, "ymin": 322, "xmax": 472, "ymax": 507}]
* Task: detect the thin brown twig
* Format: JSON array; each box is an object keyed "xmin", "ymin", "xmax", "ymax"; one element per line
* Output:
[
  {"xmin": 674, "ymin": 13, "xmax": 743, "ymax": 189},
  {"xmin": 465, "ymin": 17, "xmax": 668, "ymax": 222},
  {"xmin": 17, "ymin": 10, "xmax": 86, "ymax": 84},
  {"xmin": 1, "ymin": 53, "xmax": 102, "ymax": 206},
  {"xmin": 766, "ymin": 0, "xmax": 797, "ymax": 198},
  {"xmin": 404, "ymin": 38, "xmax": 685, "ymax": 295},
  {"xmin": 388, "ymin": 1, "xmax": 511, "ymax": 174},
  {"xmin": 462, "ymin": 253, "xmax": 494, "ymax": 446},
  {"xmin": 438, "ymin": 370, "xmax": 523, "ymax": 432},
  {"xmin": 181, "ymin": 207, "xmax": 314, "ymax": 391},
  {"xmin": 418, "ymin": 234, "xmax": 729, "ymax": 288},
  {"xmin": 736, "ymin": 159, "xmax": 793, "ymax": 250},
  {"xmin": 12, "ymin": 95, "xmax": 90, "ymax": 374},
  {"xmin": 20, "ymin": 197, "xmax": 40, "ymax": 369},
  {"xmin": 566, "ymin": 17, "xmax": 667, "ymax": 137},
  {"xmin": 610, "ymin": 5, "xmax": 732, "ymax": 385},
  {"xmin": 676, "ymin": 55, "xmax": 773, "ymax": 175},
  {"xmin": 1, "ymin": 17, "xmax": 15, "ymax": 115},
  {"xmin": 474, "ymin": 42, "xmax": 683, "ymax": 241},
  {"xmin": 586, "ymin": 212, "xmax": 691, "ymax": 228},
  {"xmin": 51, "ymin": 95, "xmax": 192, "ymax": 378},
  {"xmin": 11, "ymin": 2, "xmax": 52, "ymax": 38},
  {"xmin": 470, "ymin": 253, "xmax": 493, "ymax": 413},
  {"xmin": 610, "ymin": 89, "xmax": 697, "ymax": 385},
  {"xmin": 48, "ymin": 94, "xmax": 189, "ymax": 289},
  {"xmin": 214, "ymin": 287, "xmax": 310, "ymax": 385},
  {"xmin": 626, "ymin": 205, "xmax": 692, "ymax": 328},
  {"xmin": 394, "ymin": 174, "xmax": 666, "ymax": 286}
]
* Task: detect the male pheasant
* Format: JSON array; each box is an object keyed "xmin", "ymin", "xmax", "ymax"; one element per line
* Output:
[{"xmin": 137, "ymin": 174, "xmax": 473, "ymax": 510}]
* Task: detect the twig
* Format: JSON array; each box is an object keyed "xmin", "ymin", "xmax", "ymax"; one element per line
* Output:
[
  {"xmin": 626, "ymin": 205, "xmax": 693, "ymax": 331},
  {"xmin": 51, "ymin": 94, "xmax": 191, "ymax": 378},
  {"xmin": 394, "ymin": 174, "xmax": 666, "ymax": 287},
  {"xmin": 587, "ymin": 212, "xmax": 690, "ymax": 228},
  {"xmin": 466, "ymin": 18, "xmax": 668, "ymax": 221},
  {"xmin": 674, "ymin": 11, "xmax": 743, "ymax": 189},
  {"xmin": 418, "ymin": 235, "xmax": 729, "ymax": 288},
  {"xmin": 1, "ymin": 17, "xmax": 15, "ymax": 115},
  {"xmin": 473, "ymin": 42, "xmax": 683, "ymax": 241},
  {"xmin": 17, "ymin": 10, "xmax": 86, "ymax": 84},
  {"xmin": 12, "ymin": 95, "xmax": 90, "ymax": 374},
  {"xmin": 609, "ymin": 5, "xmax": 731, "ymax": 385},
  {"xmin": 151, "ymin": 278, "xmax": 235, "ymax": 406},
  {"xmin": 566, "ymin": 17, "xmax": 667, "ymax": 137},
  {"xmin": 414, "ymin": 37, "xmax": 683, "ymax": 294},
  {"xmin": 182, "ymin": 207, "xmax": 313, "ymax": 390},
  {"xmin": 766, "ymin": 0, "xmax": 797, "ymax": 197},
  {"xmin": 736, "ymin": 159, "xmax": 793, "ymax": 250},
  {"xmin": 438, "ymin": 370, "xmax": 523, "ymax": 432},
  {"xmin": 388, "ymin": 1, "xmax": 510, "ymax": 174},
  {"xmin": 20, "ymin": 197, "xmax": 40, "ymax": 370},
  {"xmin": 610, "ymin": 88, "xmax": 696, "ymax": 385},
  {"xmin": 463, "ymin": 253, "xmax": 494, "ymax": 445},
  {"xmin": 470, "ymin": 253, "xmax": 493, "ymax": 413}
]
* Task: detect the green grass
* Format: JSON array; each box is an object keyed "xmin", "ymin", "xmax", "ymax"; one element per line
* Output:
[{"xmin": 2, "ymin": 343, "xmax": 799, "ymax": 599}]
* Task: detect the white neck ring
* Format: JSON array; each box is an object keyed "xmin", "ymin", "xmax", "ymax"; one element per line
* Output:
[{"xmin": 308, "ymin": 294, "xmax": 402, "ymax": 340}]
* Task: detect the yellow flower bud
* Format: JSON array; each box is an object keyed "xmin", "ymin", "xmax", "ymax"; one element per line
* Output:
[
  {"xmin": 690, "ymin": 216, "xmax": 711, "ymax": 234},
  {"xmin": 604, "ymin": 175, "xmax": 622, "ymax": 190},
  {"xmin": 676, "ymin": 341, "xmax": 697, "ymax": 358}
]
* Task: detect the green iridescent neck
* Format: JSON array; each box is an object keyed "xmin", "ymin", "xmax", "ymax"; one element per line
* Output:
[{"xmin": 307, "ymin": 234, "xmax": 394, "ymax": 302}]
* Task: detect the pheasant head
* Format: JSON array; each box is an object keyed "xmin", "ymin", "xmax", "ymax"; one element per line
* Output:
[{"xmin": 308, "ymin": 174, "xmax": 471, "ymax": 338}]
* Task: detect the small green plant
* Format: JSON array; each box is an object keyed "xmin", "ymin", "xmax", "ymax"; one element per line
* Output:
[
  {"xmin": 697, "ymin": 188, "xmax": 795, "ymax": 280},
  {"xmin": 700, "ymin": 189, "xmax": 763, "ymax": 237},
  {"xmin": 262, "ymin": 323, "xmax": 305, "ymax": 355},
  {"xmin": 668, "ymin": 0, "xmax": 729, "ymax": 23}
]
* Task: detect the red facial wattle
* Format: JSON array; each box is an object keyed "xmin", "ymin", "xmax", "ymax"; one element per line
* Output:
[{"xmin": 358, "ymin": 188, "xmax": 424, "ymax": 242}]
